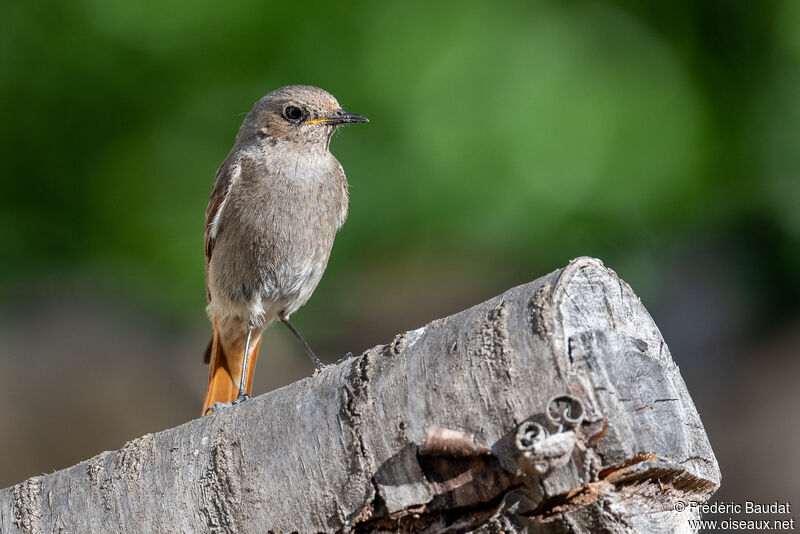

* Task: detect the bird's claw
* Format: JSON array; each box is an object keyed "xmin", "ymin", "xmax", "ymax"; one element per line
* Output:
[
  {"xmin": 205, "ymin": 393, "xmax": 250, "ymax": 414},
  {"xmin": 232, "ymin": 393, "xmax": 250, "ymax": 405}
]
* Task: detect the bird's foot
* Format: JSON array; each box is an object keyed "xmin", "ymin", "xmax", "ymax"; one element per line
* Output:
[
  {"xmin": 204, "ymin": 393, "xmax": 251, "ymax": 415},
  {"xmin": 232, "ymin": 392, "xmax": 250, "ymax": 405},
  {"xmin": 334, "ymin": 352, "xmax": 355, "ymax": 365}
]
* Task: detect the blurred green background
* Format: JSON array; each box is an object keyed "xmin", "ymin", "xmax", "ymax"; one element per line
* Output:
[{"xmin": 1, "ymin": 0, "xmax": 798, "ymax": 515}]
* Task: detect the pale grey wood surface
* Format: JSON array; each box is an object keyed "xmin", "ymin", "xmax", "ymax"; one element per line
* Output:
[{"xmin": 0, "ymin": 257, "xmax": 720, "ymax": 533}]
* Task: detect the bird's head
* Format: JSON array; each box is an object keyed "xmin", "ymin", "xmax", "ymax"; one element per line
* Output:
[{"xmin": 237, "ymin": 85, "xmax": 368, "ymax": 150}]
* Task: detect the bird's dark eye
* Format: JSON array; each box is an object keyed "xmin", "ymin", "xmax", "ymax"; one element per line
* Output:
[{"xmin": 284, "ymin": 106, "xmax": 304, "ymax": 122}]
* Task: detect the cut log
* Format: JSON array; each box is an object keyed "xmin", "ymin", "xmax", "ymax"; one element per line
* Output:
[{"xmin": 0, "ymin": 257, "xmax": 720, "ymax": 533}]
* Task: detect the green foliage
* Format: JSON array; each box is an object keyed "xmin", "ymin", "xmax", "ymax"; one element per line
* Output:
[{"xmin": 1, "ymin": 0, "xmax": 798, "ymax": 316}]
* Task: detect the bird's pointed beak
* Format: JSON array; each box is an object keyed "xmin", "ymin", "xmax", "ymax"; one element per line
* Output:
[{"xmin": 307, "ymin": 109, "xmax": 369, "ymax": 125}]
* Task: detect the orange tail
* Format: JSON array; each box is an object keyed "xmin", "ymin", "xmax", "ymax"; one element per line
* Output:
[{"xmin": 202, "ymin": 320, "xmax": 262, "ymax": 415}]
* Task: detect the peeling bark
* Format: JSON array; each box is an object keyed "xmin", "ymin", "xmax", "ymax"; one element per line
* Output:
[{"xmin": 0, "ymin": 257, "xmax": 720, "ymax": 533}]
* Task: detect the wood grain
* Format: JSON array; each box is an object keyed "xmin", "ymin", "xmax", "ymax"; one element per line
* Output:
[{"xmin": 0, "ymin": 257, "xmax": 720, "ymax": 533}]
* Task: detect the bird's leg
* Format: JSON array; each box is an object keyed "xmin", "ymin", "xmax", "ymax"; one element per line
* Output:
[
  {"xmin": 280, "ymin": 316, "xmax": 325, "ymax": 370},
  {"xmin": 204, "ymin": 324, "xmax": 253, "ymax": 415},
  {"xmin": 233, "ymin": 325, "xmax": 254, "ymax": 403}
]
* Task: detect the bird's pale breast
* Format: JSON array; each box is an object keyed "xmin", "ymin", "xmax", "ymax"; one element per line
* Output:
[{"xmin": 206, "ymin": 147, "xmax": 346, "ymax": 325}]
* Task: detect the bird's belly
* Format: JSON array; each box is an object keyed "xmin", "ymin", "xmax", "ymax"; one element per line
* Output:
[{"xmin": 207, "ymin": 228, "xmax": 332, "ymax": 324}]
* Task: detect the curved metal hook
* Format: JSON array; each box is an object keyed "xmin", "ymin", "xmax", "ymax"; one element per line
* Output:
[{"xmin": 546, "ymin": 394, "xmax": 585, "ymax": 433}]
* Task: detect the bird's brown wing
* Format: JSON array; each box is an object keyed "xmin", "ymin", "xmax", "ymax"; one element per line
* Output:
[
  {"xmin": 204, "ymin": 154, "xmax": 242, "ymax": 304},
  {"xmin": 336, "ymin": 161, "xmax": 350, "ymax": 229}
]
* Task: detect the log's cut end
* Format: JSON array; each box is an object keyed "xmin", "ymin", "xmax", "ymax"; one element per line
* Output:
[
  {"xmin": 551, "ymin": 257, "xmax": 720, "ymax": 487},
  {"xmin": 503, "ymin": 255, "xmax": 722, "ymax": 532},
  {"xmin": 0, "ymin": 257, "xmax": 720, "ymax": 534}
]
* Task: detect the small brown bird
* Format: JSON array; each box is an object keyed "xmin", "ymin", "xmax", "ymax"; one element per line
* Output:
[{"xmin": 202, "ymin": 85, "xmax": 367, "ymax": 415}]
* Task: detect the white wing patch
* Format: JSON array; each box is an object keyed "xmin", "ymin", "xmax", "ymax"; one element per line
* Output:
[
  {"xmin": 209, "ymin": 163, "xmax": 240, "ymax": 241},
  {"xmin": 338, "ymin": 161, "xmax": 349, "ymax": 228}
]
